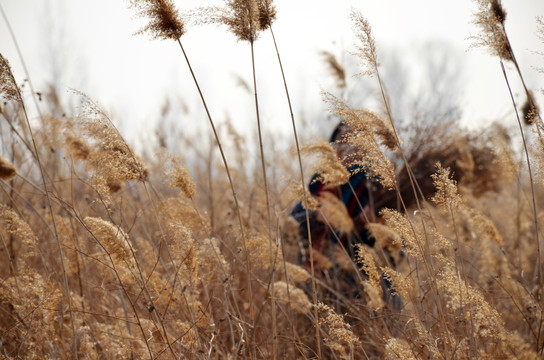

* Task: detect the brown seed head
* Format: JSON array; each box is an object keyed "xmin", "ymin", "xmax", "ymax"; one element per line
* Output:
[
  {"xmin": 76, "ymin": 92, "xmax": 148, "ymax": 183},
  {"xmin": 273, "ymin": 281, "xmax": 311, "ymax": 314},
  {"xmin": 321, "ymin": 51, "xmax": 346, "ymax": 89},
  {"xmin": 317, "ymin": 302, "xmax": 360, "ymax": 356},
  {"xmin": 193, "ymin": 0, "xmax": 261, "ymax": 42},
  {"xmin": 351, "ymin": 10, "xmax": 378, "ymax": 76},
  {"xmin": 431, "ymin": 163, "xmax": 462, "ymax": 210},
  {"xmin": 223, "ymin": 0, "xmax": 260, "ymax": 42},
  {"xmin": 301, "ymin": 141, "xmax": 350, "ymax": 187},
  {"xmin": 0, "ymin": 54, "xmax": 21, "ymax": 102},
  {"xmin": 84, "ymin": 217, "xmax": 133, "ymax": 263},
  {"xmin": 490, "ymin": 0, "xmax": 507, "ymax": 23},
  {"xmin": 0, "ymin": 156, "xmax": 16, "ymax": 180},
  {"xmin": 160, "ymin": 151, "xmax": 196, "ymax": 198},
  {"xmin": 130, "ymin": 0, "xmax": 185, "ymax": 40},
  {"xmin": 521, "ymin": 90, "xmax": 540, "ymax": 125},
  {"xmin": 257, "ymin": 0, "xmax": 276, "ymax": 30},
  {"xmin": 470, "ymin": 0, "xmax": 512, "ymax": 61},
  {"xmin": 324, "ymin": 92, "xmax": 397, "ymax": 189}
]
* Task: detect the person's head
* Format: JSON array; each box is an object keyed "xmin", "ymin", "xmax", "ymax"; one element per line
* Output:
[
  {"xmin": 329, "ymin": 121, "xmax": 349, "ymax": 143},
  {"xmin": 330, "ymin": 121, "xmax": 359, "ymax": 164}
]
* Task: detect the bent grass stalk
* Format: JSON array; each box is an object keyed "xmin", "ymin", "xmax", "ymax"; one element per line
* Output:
[{"xmin": 0, "ymin": 19, "xmax": 78, "ymax": 358}]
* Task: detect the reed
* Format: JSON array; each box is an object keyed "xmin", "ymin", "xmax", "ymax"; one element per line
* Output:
[{"xmin": 0, "ymin": 0, "xmax": 543, "ymax": 358}]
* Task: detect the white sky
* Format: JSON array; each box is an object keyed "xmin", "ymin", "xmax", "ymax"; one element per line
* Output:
[{"xmin": 1, "ymin": 0, "xmax": 544, "ymax": 152}]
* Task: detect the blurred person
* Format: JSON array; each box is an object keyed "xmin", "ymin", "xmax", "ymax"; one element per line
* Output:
[{"xmin": 290, "ymin": 121, "xmax": 401, "ymax": 307}]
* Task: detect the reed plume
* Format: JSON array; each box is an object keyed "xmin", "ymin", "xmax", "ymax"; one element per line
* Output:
[
  {"xmin": 431, "ymin": 163, "xmax": 462, "ymax": 210},
  {"xmin": 84, "ymin": 217, "xmax": 133, "ymax": 264},
  {"xmin": 301, "ymin": 141, "xmax": 350, "ymax": 187},
  {"xmin": 0, "ymin": 155, "xmax": 16, "ymax": 180},
  {"xmin": 470, "ymin": 0, "xmax": 512, "ymax": 61},
  {"xmin": 161, "ymin": 151, "xmax": 196, "ymax": 198},
  {"xmin": 76, "ymin": 92, "xmax": 148, "ymax": 183},
  {"xmin": 324, "ymin": 93, "xmax": 397, "ymax": 189},
  {"xmin": 0, "ymin": 54, "xmax": 20, "ymax": 102},
  {"xmin": 272, "ymin": 281, "xmax": 311, "ymax": 314},
  {"xmin": 256, "ymin": 0, "xmax": 276, "ymax": 31},
  {"xmin": 351, "ymin": 10, "xmax": 378, "ymax": 77},
  {"xmin": 317, "ymin": 302, "xmax": 360, "ymax": 360},
  {"xmin": 129, "ymin": 0, "xmax": 185, "ymax": 40},
  {"xmin": 355, "ymin": 244, "xmax": 384, "ymax": 310}
]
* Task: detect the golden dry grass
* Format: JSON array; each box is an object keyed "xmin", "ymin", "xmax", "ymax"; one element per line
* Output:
[{"xmin": 1, "ymin": 0, "xmax": 544, "ymax": 359}]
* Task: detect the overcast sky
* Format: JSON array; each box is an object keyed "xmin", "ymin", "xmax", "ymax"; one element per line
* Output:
[{"xmin": 1, "ymin": 0, "xmax": 544, "ymax": 152}]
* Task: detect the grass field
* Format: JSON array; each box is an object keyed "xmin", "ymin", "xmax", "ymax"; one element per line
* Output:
[{"xmin": 1, "ymin": 0, "xmax": 544, "ymax": 358}]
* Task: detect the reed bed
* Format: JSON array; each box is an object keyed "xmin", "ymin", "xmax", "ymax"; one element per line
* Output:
[{"xmin": 1, "ymin": 0, "xmax": 544, "ymax": 358}]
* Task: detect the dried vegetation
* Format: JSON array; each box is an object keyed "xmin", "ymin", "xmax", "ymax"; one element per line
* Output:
[{"xmin": 1, "ymin": 0, "xmax": 544, "ymax": 359}]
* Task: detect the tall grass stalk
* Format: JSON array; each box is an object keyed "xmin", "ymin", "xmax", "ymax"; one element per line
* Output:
[
  {"xmin": 499, "ymin": 60, "xmax": 541, "ymax": 286},
  {"xmin": 351, "ymin": 12, "xmax": 454, "ymax": 348},
  {"xmin": 268, "ymin": 25, "xmax": 322, "ymax": 358},
  {"xmin": 470, "ymin": 0, "xmax": 541, "ymax": 286},
  {"xmin": 175, "ymin": 37, "xmax": 255, "ymax": 331},
  {"xmin": 248, "ymin": 37, "xmax": 279, "ymax": 358}
]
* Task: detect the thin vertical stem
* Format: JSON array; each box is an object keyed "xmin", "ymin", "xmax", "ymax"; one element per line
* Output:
[
  {"xmin": 268, "ymin": 26, "xmax": 321, "ymax": 359},
  {"xmin": 175, "ymin": 38, "xmax": 254, "ymax": 337},
  {"xmin": 250, "ymin": 39, "xmax": 277, "ymax": 359},
  {"xmin": 499, "ymin": 60, "xmax": 541, "ymax": 287}
]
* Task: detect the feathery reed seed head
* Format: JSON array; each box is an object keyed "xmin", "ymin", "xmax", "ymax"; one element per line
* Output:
[
  {"xmin": 64, "ymin": 130, "xmax": 91, "ymax": 161},
  {"xmin": 76, "ymin": 92, "xmax": 148, "ymax": 183},
  {"xmin": 490, "ymin": 0, "xmax": 507, "ymax": 23},
  {"xmin": 324, "ymin": 93, "xmax": 397, "ymax": 189},
  {"xmin": 385, "ymin": 338, "xmax": 417, "ymax": 360},
  {"xmin": 355, "ymin": 244, "xmax": 384, "ymax": 310},
  {"xmin": 431, "ymin": 163, "xmax": 462, "ymax": 210},
  {"xmin": 381, "ymin": 208, "xmax": 423, "ymax": 260},
  {"xmin": 284, "ymin": 262, "xmax": 311, "ymax": 284},
  {"xmin": 521, "ymin": 90, "xmax": 540, "ymax": 125},
  {"xmin": 0, "ymin": 205, "xmax": 38, "ymax": 258},
  {"xmin": 290, "ymin": 183, "xmax": 319, "ymax": 211},
  {"xmin": 351, "ymin": 10, "xmax": 378, "ymax": 76},
  {"xmin": 317, "ymin": 192, "xmax": 354, "ymax": 233},
  {"xmin": 470, "ymin": 0, "xmax": 512, "ymax": 61},
  {"xmin": 321, "ymin": 51, "xmax": 346, "ymax": 89},
  {"xmin": 0, "ymin": 155, "xmax": 17, "ymax": 180},
  {"xmin": 0, "ymin": 54, "xmax": 20, "ymax": 102},
  {"xmin": 221, "ymin": 0, "xmax": 261, "ymax": 42},
  {"xmin": 84, "ymin": 217, "xmax": 132, "ymax": 262},
  {"xmin": 302, "ymin": 141, "xmax": 350, "ymax": 187},
  {"xmin": 317, "ymin": 302, "xmax": 360, "ymax": 359},
  {"xmin": 272, "ymin": 281, "xmax": 312, "ymax": 314},
  {"xmin": 130, "ymin": 0, "xmax": 185, "ymax": 40},
  {"xmin": 161, "ymin": 152, "xmax": 196, "ymax": 198},
  {"xmin": 355, "ymin": 244, "xmax": 381, "ymax": 290},
  {"xmin": 257, "ymin": 0, "xmax": 276, "ymax": 30}
]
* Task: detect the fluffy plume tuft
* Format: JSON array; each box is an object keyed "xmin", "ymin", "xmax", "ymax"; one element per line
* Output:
[
  {"xmin": 351, "ymin": 10, "xmax": 378, "ymax": 77},
  {"xmin": 0, "ymin": 155, "xmax": 17, "ymax": 180},
  {"xmin": 0, "ymin": 54, "xmax": 20, "ymax": 102},
  {"xmin": 75, "ymin": 92, "xmax": 148, "ymax": 183},
  {"xmin": 130, "ymin": 0, "xmax": 185, "ymax": 40},
  {"xmin": 470, "ymin": 0, "xmax": 512, "ymax": 61}
]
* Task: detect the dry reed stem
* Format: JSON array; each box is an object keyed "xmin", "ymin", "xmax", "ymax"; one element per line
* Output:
[
  {"xmin": 1, "ymin": 35, "xmax": 79, "ymax": 354},
  {"xmin": 267, "ymin": 22, "xmax": 322, "ymax": 357}
]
